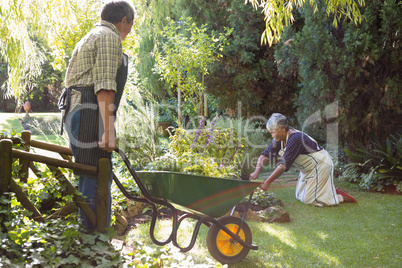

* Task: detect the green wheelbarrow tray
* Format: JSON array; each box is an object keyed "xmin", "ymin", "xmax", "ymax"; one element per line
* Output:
[
  {"xmin": 113, "ymin": 148, "xmax": 260, "ymax": 264},
  {"xmin": 135, "ymin": 171, "xmax": 261, "ymax": 218}
]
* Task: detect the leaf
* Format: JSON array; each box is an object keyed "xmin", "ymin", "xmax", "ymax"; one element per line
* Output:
[
  {"xmin": 80, "ymin": 234, "xmax": 97, "ymax": 245},
  {"xmin": 378, "ymin": 169, "xmax": 392, "ymax": 173}
]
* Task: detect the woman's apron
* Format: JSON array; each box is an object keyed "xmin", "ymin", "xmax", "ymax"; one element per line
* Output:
[{"xmin": 278, "ymin": 130, "xmax": 339, "ymax": 206}]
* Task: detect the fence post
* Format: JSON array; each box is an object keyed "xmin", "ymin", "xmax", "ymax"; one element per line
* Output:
[
  {"xmin": 96, "ymin": 158, "xmax": 110, "ymax": 233},
  {"xmin": 0, "ymin": 139, "xmax": 12, "ymax": 195},
  {"xmin": 20, "ymin": 130, "xmax": 31, "ymax": 183}
]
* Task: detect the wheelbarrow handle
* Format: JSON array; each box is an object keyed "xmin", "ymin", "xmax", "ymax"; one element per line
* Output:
[{"xmin": 113, "ymin": 147, "xmax": 178, "ymax": 246}]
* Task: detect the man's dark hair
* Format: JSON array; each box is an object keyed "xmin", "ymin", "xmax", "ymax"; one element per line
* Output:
[{"xmin": 101, "ymin": 1, "xmax": 135, "ymax": 24}]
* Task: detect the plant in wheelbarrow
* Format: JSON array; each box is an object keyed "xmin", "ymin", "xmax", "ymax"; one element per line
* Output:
[{"xmin": 146, "ymin": 119, "xmax": 246, "ymax": 179}]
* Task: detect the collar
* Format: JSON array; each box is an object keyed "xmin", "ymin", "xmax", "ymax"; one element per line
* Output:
[
  {"xmin": 96, "ymin": 20, "xmax": 121, "ymax": 38},
  {"xmin": 281, "ymin": 130, "xmax": 290, "ymax": 151}
]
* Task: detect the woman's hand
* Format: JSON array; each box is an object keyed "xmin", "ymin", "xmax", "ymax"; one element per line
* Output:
[
  {"xmin": 260, "ymin": 164, "xmax": 286, "ymax": 191},
  {"xmin": 249, "ymin": 171, "xmax": 260, "ymax": 181},
  {"xmin": 260, "ymin": 181, "xmax": 270, "ymax": 191}
]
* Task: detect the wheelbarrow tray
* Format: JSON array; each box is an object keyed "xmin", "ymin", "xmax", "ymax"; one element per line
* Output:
[{"xmin": 136, "ymin": 171, "xmax": 260, "ymax": 218}]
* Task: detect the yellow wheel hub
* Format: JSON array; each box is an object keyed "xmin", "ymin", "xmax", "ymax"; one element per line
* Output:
[{"xmin": 216, "ymin": 223, "xmax": 245, "ymax": 256}]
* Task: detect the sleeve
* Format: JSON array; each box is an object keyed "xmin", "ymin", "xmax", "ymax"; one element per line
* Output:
[
  {"xmin": 93, "ymin": 32, "xmax": 122, "ymax": 93},
  {"xmin": 280, "ymin": 133, "xmax": 316, "ymax": 171},
  {"xmin": 261, "ymin": 139, "xmax": 281, "ymax": 161}
]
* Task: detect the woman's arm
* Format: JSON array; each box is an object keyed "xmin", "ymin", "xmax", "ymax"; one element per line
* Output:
[
  {"xmin": 261, "ymin": 164, "xmax": 286, "ymax": 191},
  {"xmin": 249, "ymin": 154, "xmax": 269, "ymax": 180}
]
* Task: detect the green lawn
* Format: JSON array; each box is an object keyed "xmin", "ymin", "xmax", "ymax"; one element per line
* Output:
[
  {"xmin": 125, "ymin": 180, "xmax": 401, "ymax": 267},
  {"xmin": 0, "ymin": 112, "xmax": 67, "ymax": 146}
]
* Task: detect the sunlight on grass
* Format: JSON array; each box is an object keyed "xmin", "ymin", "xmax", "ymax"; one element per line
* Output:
[
  {"xmin": 0, "ymin": 112, "xmax": 68, "ymax": 147},
  {"xmin": 316, "ymin": 230, "xmax": 329, "ymax": 241},
  {"xmin": 125, "ymin": 217, "xmax": 218, "ymax": 265},
  {"xmin": 255, "ymin": 223, "xmax": 341, "ymax": 267},
  {"xmin": 122, "ymin": 184, "xmax": 401, "ymax": 267},
  {"xmin": 258, "ymin": 224, "xmax": 297, "ymax": 248}
]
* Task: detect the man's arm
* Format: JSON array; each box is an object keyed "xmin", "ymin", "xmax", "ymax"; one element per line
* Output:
[{"xmin": 97, "ymin": 89, "xmax": 116, "ymax": 152}]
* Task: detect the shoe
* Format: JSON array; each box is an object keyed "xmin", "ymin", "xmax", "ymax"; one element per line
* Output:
[{"xmin": 336, "ymin": 188, "xmax": 357, "ymax": 203}]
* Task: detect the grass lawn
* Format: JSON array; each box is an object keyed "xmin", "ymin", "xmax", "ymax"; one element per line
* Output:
[
  {"xmin": 125, "ymin": 179, "xmax": 401, "ymax": 267},
  {"xmin": 0, "ymin": 112, "xmax": 67, "ymax": 146}
]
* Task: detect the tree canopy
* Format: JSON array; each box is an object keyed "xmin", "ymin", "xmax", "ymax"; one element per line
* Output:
[
  {"xmin": 245, "ymin": 0, "xmax": 366, "ymax": 46},
  {"xmin": 0, "ymin": 0, "xmax": 400, "ymax": 146},
  {"xmin": 154, "ymin": 17, "xmax": 232, "ymax": 117},
  {"xmin": 0, "ymin": 0, "xmax": 98, "ymax": 106}
]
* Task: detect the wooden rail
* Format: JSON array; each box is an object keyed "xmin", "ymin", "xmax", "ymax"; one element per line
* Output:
[{"xmin": 0, "ymin": 130, "xmax": 110, "ymax": 233}]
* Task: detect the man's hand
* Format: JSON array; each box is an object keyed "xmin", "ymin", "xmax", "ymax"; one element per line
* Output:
[{"xmin": 98, "ymin": 129, "xmax": 116, "ymax": 152}]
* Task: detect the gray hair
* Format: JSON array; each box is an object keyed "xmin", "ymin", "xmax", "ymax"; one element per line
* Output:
[
  {"xmin": 101, "ymin": 1, "xmax": 135, "ymax": 24},
  {"xmin": 266, "ymin": 113, "xmax": 289, "ymax": 131}
]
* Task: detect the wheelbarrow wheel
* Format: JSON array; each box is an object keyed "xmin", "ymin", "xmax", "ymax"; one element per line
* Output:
[{"xmin": 206, "ymin": 216, "xmax": 252, "ymax": 264}]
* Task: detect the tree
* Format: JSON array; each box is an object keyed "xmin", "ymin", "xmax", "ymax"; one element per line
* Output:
[
  {"xmin": 134, "ymin": 0, "xmax": 177, "ymax": 101},
  {"xmin": 0, "ymin": 0, "xmax": 98, "ymax": 107},
  {"xmin": 275, "ymin": 0, "xmax": 402, "ymax": 145},
  {"xmin": 0, "ymin": 0, "xmax": 44, "ymax": 103},
  {"xmin": 245, "ymin": 0, "xmax": 366, "ymax": 46},
  {"xmin": 154, "ymin": 17, "xmax": 232, "ymax": 123},
  {"xmin": 175, "ymin": 0, "xmax": 299, "ymax": 118}
]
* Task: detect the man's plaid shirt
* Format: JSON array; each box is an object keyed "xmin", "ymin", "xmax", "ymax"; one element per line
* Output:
[{"xmin": 64, "ymin": 20, "xmax": 123, "ymax": 94}]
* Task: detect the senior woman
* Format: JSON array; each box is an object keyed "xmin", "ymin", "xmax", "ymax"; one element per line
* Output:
[{"xmin": 250, "ymin": 113, "xmax": 357, "ymax": 206}]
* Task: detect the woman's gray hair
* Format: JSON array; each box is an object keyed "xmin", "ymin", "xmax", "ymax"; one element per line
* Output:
[{"xmin": 266, "ymin": 113, "xmax": 289, "ymax": 131}]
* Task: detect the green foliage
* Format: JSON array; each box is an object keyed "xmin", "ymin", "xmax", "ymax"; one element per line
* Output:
[
  {"xmin": 146, "ymin": 115, "xmax": 269, "ymax": 179},
  {"xmin": 342, "ymin": 133, "xmax": 402, "ymax": 193},
  {"xmin": 111, "ymin": 157, "xmax": 142, "ymax": 214},
  {"xmin": 246, "ymin": 0, "xmax": 365, "ymax": 46},
  {"xmin": 0, "ymin": 132, "xmax": 188, "ymax": 267},
  {"xmin": 154, "ymin": 17, "xmax": 232, "ymax": 116},
  {"xmin": 247, "ymin": 189, "xmax": 282, "ymax": 208},
  {"xmin": 212, "ymin": 116, "xmax": 270, "ymax": 178},
  {"xmin": 146, "ymin": 118, "xmax": 247, "ymax": 179},
  {"xmin": 0, "ymin": 0, "xmax": 97, "ymax": 105},
  {"xmin": 133, "ymin": 0, "xmax": 178, "ymax": 100},
  {"xmin": 275, "ymin": 0, "xmax": 402, "ymax": 146},
  {"xmin": 0, "ymin": 133, "xmax": 128, "ymax": 267},
  {"xmin": 158, "ymin": 96, "xmax": 225, "ymax": 129},
  {"xmin": 0, "ymin": 216, "xmax": 125, "ymax": 267},
  {"xmin": 0, "ymin": 0, "xmax": 44, "ymax": 100},
  {"xmin": 20, "ymin": 114, "xmax": 61, "ymax": 136},
  {"xmin": 131, "ymin": 240, "xmax": 224, "ymax": 268},
  {"xmin": 176, "ymin": 0, "xmax": 298, "ymax": 118},
  {"xmin": 116, "ymin": 85, "xmax": 165, "ymax": 170}
]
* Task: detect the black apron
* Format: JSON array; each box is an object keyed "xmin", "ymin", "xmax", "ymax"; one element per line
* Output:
[{"xmin": 75, "ymin": 53, "xmax": 128, "ymax": 178}]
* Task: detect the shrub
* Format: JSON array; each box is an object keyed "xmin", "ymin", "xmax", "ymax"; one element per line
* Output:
[
  {"xmin": 212, "ymin": 116, "xmax": 270, "ymax": 178},
  {"xmin": 342, "ymin": 132, "xmax": 402, "ymax": 193},
  {"xmin": 246, "ymin": 188, "xmax": 282, "ymax": 208},
  {"xmin": 146, "ymin": 117, "xmax": 246, "ymax": 179},
  {"xmin": 116, "ymin": 86, "xmax": 165, "ymax": 170},
  {"xmin": 0, "ymin": 133, "xmax": 126, "ymax": 267},
  {"xmin": 145, "ymin": 116, "xmax": 271, "ymax": 179}
]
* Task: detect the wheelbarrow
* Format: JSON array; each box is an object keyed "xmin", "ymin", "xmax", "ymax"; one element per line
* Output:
[{"xmin": 113, "ymin": 148, "xmax": 261, "ymax": 264}]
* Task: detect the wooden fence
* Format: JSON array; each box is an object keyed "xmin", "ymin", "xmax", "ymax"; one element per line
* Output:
[{"xmin": 0, "ymin": 130, "xmax": 110, "ymax": 233}]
